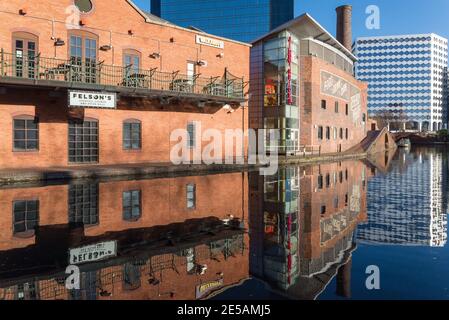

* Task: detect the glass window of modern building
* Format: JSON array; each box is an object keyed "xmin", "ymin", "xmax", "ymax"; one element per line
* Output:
[{"xmin": 150, "ymin": 0, "xmax": 294, "ymax": 43}]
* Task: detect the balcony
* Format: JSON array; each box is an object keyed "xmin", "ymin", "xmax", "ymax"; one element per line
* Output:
[{"xmin": 0, "ymin": 50, "xmax": 245, "ymax": 103}]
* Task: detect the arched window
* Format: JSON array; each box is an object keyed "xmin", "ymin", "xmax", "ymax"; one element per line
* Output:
[
  {"xmin": 68, "ymin": 30, "xmax": 98, "ymax": 83},
  {"xmin": 123, "ymin": 190, "xmax": 141, "ymax": 221},
  {"xmin": 13, "ymin": 115, "xmax": 39, "ymax": 151},
  {"xmin": 123, "ymin": 49, "xmax": 141, "ymax": 74},
  {"xmin": 123, "ymin": 119, "xmax": 141, "ymax": 150},
  {"xmin": 12, "ymin": 32, "xmax": 38, "ymax": 79}
]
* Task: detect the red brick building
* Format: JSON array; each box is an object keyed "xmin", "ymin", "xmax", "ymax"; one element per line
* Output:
[
  {"xmin": 249, "ymin": 10, "xmax": 369, "ymax": 155},
  {"xmin": 0, "ymin": 0, "xmax": 249, "ymax": 169}
]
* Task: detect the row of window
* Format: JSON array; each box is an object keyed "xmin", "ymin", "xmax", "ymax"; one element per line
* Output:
[
  {"xmin": 317, "ymin": 126, "xmax": 349, "ymax": 141},
  {"xmin": 10, "ymin": 117, "xmax": 197, "ymax": 163},
  {"xmin": 12, "ymin": 31, "xmax": 198, "ymax": 80},
  {"xmin": 12, "ymin": 183, "xmax": 197, "ymax": 236},
  {"xmin": 321, "ymin": 100, "xmax": 349, "ymax": 115}
]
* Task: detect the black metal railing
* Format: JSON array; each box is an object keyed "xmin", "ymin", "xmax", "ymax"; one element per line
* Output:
[{"xmin": 0, "ymin": 50, "xmax": 244, "ymax": 99}]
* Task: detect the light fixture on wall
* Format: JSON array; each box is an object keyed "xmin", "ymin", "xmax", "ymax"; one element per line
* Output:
[
  {"xmin": 128, "ymin": 29, "xmax": 134, "ymax": 36},
  {"xmin": 100, "ymin": 45, "xmax": 112, "ymax": 51},
  {"xmin": 54, "ymin": 38, "xmax": 65, "ymax": 46},
  {"xmin": 19, "ymin": 8, "xmax": 27, "ymax": 15},
  {"xmin": 197, "ymin": 60, "xmax": 207, "ymax": 67},
  {"xmin": 216, "ymin": 53, "xmax": 224, "ymax": 58},
  {"xmin": 149, "ymin": 52, "xmax": 160, "ymax": 59}
]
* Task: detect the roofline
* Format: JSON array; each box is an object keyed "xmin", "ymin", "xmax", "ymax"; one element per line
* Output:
[
  {"xmin": 252, "ymin": 13, "xmax": 357, "ymax": 61},
  {"xmin": 356, "ymin": 33, "xmax": 448, "ymax": 41},
  {"xmin": 126, "ymin": 0, "xmax": 252, "ymax": 47}
]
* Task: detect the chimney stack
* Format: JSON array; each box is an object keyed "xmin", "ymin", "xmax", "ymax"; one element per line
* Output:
[{"xmin": 336, "ymin": 5, "xmax": 353, "ymax": 51}]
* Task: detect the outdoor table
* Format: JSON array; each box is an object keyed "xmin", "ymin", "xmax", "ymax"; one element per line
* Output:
[
  {"xmin": 122, "ymin": 73, "xmax": 149, "ymax": 88},
  {"xmin": 170, "ymin": 79, "xmax": 194, "ymax": 93}
]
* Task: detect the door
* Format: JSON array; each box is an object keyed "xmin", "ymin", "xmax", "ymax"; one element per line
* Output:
[
  {"xmin": 14, "ymin": 38, "xmax": 37, "ymax": 78},
  {"xmin": 186, "ymin": 61, "xmax": 195, "ymax": 92},
  {"xmin": 68, "ymin": 120, "xmax": 99, "ymax": 164}
]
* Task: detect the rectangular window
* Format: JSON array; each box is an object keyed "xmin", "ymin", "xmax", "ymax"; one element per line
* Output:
[
  {"xmin": 68, "ymin": 120, "xmax": 99, "ymax": 163},
  {"xmin": 123, "ymin": 121, "xmax": 141, "ymax": 150},
  {"xmin": 334, "ymin": 197, "xmax": 339, "ymax": 209},
  {"xmin": 318, "ymin": 126, "xmax": 323, "ymax": 140},
  {"xmin": 187, "ymin": 122, "xmax": 196, "ymax": 148},
  {"xmin": 340, "ymin": 128, "xmax": 343, "ymax": 139},
  {"xmin": 13, "ymin": 200, "xmax": 39, "ymax": 235},
  {"xmin": 68, "ymin": 183, "xmax": 99, "ymax": 226},
  {"xmin": 346, "ymin": 128, "xmax": 349, "ymax": 140},
  {"xmin": 345, "ymin": 104, "xmax": 349, "ymax": 116},
  {"xmin": 317, "ymin": 174, "xmax": 323, "ymax": 189},
  {"xmin": 186, "ymin": 184, "xmax": 196, "ymax": 209},
  {"xmin": 321, "ymin": 100, "xmax": 327, "ymax": 110},
  {"xmin": 326, "ymin": 126, "xmax": 330, "ymax": 140},
  {"xmin": 123, "ymin": 190, "xmax": 141, "ymax": 221},
  {"xmin": 321, "ymin": 205, "xmax": 326, "ymax": 215},
  {"xmin": 13, "ymin": 118, "xmax": 39, "ymax": 151},
  {"xmin": 335, "ymin": 101, "xmax": 339, "ymax": 113}
]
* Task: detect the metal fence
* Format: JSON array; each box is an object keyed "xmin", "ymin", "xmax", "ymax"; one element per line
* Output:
[{"xmin": 0, "ymin": 50, "xmax": 244, "ymax": 99}]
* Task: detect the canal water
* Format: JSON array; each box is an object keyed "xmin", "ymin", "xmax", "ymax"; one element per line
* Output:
[{"xmin": 0, "ymin": 146, "xmax": 448, "ymax": 300}]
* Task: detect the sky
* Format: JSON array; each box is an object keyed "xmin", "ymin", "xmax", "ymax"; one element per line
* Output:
[{"xmin": 132, "ymin": 0, "xmax": 449, "ymax": 41}]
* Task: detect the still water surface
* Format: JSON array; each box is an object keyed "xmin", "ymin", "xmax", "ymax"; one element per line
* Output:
[{"xmin": 0, "ymin": 146, "xmax": 448, "ymax": 300}]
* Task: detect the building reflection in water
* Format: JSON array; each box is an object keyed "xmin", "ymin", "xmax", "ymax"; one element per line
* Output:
[
  {"xmin": 249, "ymin": 160, "xmax": 371, "ymax": 299},
  {"xmin": 1, "ymin": 149, "xmax": 447, "ymax": 300},
  {"xmin": 0, "ymin": 173, "xmax": 249, "ymax": 300},
  {"xmin": 357, "ymin": 147, "xmax": 449, "ymax": 248}
]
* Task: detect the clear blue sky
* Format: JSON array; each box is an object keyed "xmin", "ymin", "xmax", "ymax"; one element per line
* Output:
[{"xmin": 132, "ymin": 0, "xmax": 449, "ymax": 40}]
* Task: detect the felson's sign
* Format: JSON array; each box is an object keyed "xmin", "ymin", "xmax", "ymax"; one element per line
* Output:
[
  {"xmin": 69, "ymin": 90, "xmax": 117, "ymax": 109},
  {"xmin": 69, "ymin": 241, "xmax": 117, "ymax": 265}
]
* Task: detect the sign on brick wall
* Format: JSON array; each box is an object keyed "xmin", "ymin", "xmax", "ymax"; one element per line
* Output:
[{"xmin": 68, "ymin": 90, "xmax": 117, "ymax": 109}]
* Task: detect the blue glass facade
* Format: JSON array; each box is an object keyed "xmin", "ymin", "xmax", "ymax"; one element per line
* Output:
[{"xmin": 150, "ymin": 0, "xmax": 294, "ymax": 43}]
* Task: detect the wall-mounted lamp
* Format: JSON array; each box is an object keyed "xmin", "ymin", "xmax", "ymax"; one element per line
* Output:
[
  {"xmin": 54, "ymin": 38, "xmax": 65, "ymax": 46},
  {"xmin": 19, "ymin": 8, "xmax": 27, "ymax": 15},
  {"xmin": 128, "ymin": 30, "xmax": 134, "ymax": 36},
  {"xmin": 100, "ymin": 45, "xmax": 112, "ymax": 51},
  {"xmin": 170, "ymin": 37, "xmax": 175, "ymax": 43},
  {"xmin": 149, "ymin": 52, "xmax": 160, "ymax": 59},
  {"xmin": 217, "ymin": 53, "xmax": 224, "ymax": 58},
  {"xmin": 197, "ymin": 60, "xmax": 207, "ymax": 67},
  {"xmin": 79, "ymin": 19, "xmax": 86, "ymax": 26}
]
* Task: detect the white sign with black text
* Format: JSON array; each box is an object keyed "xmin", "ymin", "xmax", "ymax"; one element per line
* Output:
[
  {"xmin": 69, "ymin": 241, "xmax": 117, "ymax": 265},
  {"xmin": 69, "ymin": 90, "xmax": 117, "ymax": 109},
  {"xmin": 195, "ymin": 35, "xmax": 224, "ymax": 49}
]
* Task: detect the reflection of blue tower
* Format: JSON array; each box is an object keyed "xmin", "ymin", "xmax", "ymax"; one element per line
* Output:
[{"xmin": 251, "ymin": 167, "xmax": 300, "ymax": 290}]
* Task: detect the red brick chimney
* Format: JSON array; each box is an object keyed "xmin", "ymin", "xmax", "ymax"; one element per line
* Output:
[{"xmin": 336, "ymin": 5, "xmax": 353, "ymax": 51}]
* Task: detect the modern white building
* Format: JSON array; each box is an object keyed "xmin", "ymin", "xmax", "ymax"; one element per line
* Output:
[{"xmin": 354, "ymin": 34, "xmax": 448, "ymax": 131}]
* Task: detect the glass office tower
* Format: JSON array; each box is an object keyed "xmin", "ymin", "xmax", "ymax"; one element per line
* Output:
[{"xmin": 150, "ymin": 0, "xmax": 294, "ymax": 43}]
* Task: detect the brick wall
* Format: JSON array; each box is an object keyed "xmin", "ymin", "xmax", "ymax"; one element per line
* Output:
[{"xmin": 0, "ymin": 0, "xmax": 250, "ymax": 168}]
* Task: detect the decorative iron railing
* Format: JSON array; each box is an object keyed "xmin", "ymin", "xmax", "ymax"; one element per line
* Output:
[{"xmin": 0, "ymin": 50, "xmax": 244, "ymax": 99}]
